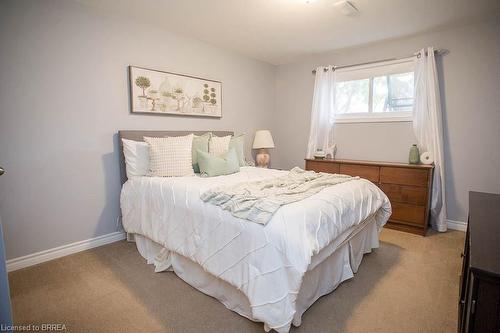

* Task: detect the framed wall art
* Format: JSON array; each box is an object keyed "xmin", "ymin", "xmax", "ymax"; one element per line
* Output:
[{"xmin": 129, "ymin": 66, "xmax": 222, "ymax": 118}]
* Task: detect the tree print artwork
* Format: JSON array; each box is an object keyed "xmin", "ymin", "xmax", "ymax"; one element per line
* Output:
[
  {"xmin": 135, "ymin": 76, "xmax": 151, "ymax": 97},
  {"xmin": 129, "ymin": 66, "xmax": 221, "ymax": 117},
  {"xmin": 202, "ymin": 84, "xmax": 218, "ymax": 106}
]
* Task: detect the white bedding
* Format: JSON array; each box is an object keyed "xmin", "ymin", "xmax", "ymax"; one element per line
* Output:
[{"xmin": 120, "ymin": 166, "xmax": 391, "ymax": 332}]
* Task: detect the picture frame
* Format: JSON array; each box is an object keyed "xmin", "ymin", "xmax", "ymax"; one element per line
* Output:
[{"xmin": 128, "ymin": 66, "xmax": 222, "ymax": 118}]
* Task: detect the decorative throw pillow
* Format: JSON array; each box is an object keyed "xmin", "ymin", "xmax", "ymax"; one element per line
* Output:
[
  {"xmin": 144, "ymin": 135, "xmax": 194, "ymax": 177},
  {"xmin": 192, "ymin": 133, "xmax": 211, "ymax": 173},
  {"xmin": 165, "ymin": 133, "xmax": 211, "ymax": 173},
  {"xmin": 228, "ymin": 134, "xmax": 246, "ymax": 166},
  {"xmin": 209, "ymin": 135, "xmax": 231, "ymax": 155},
  {"xmin": 122, "ymin": 138, "xmax": 150, "ymax": 178},
  {"xmin": 197, "ymin": 148, "xmax": 240, "ymax": 177}
]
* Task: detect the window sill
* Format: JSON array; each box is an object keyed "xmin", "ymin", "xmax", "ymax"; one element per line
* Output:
[{"xmin": 335, "ymin": 116, "xmax": 413, "ymax": 124}]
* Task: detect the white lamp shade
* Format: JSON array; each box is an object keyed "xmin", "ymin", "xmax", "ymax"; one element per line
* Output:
[{"xmin": 253, "ymin": 130, "xmax": 275, "ymax": 149}]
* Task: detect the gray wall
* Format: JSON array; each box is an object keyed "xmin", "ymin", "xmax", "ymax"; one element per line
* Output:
[
  {"xmin": 273, "ymin": 19, "xmax": 500, "ymax": 223},
  {"xmin": 0, "ymin": 0, "xmax": 275, "ymax": 259}
]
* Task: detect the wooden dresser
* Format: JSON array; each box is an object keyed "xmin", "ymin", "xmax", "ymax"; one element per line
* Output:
[
  {"xmin": 305, "ymin": 158, "xmax": 434, "ymax": 236},
  {"xmin": 459, "ymin": 192, "xmax": 500, "ymax": 333}
]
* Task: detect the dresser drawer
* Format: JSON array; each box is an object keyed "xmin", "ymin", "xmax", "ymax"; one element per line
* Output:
[
  {"xmin": 380, "ymin": 167, "xmax": 429, "ymax": 187},
  {"xmin": 379, "ymin": 184, "xmax": 428, "ymax": 205},
  {"xmin": 305, "ymin": 160, "xmax": 340, "ymax": 174},
  {"xmin": 339, "ymin": 164, "xmax": 380, "ymax": 183},
  {"xmin": 391, "ymin": 202, "xmax": 426, "ymax": 226}
]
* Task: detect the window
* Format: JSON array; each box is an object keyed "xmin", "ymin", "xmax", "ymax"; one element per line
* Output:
[{"xmin": 334, "ymin": 59, "xmax": 415, "ymax": 123}]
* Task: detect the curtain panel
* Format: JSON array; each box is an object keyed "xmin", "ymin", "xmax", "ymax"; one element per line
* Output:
[
  {"xmin": 413, "ymin": 47, "xmax": 447, "ymax": 231},
  {"xmin": 307, "ymin": 66, "xmax": 336, "ymax": 158}
]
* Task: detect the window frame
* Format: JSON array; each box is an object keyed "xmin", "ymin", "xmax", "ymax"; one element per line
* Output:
[{"xmin": 334, "ymin": 58, "xmax": 416, "ymax": 124}]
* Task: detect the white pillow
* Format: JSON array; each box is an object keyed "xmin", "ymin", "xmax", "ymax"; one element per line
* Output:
[
  {"xmin": 144, "ymin": 134, "xmax": 195, "ymax": 177},
  {"xmin": 122, "ymin": 138, "xmax": 150, "ymax": 178},
  {"xmin": 209, "ymin": 135, "xmax": 231, "ymax": 155}
]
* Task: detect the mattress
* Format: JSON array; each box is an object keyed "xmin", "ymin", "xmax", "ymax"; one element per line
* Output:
[{"xmin": 120, "ymin": 166, "xmax": 391, "ymax": 332}]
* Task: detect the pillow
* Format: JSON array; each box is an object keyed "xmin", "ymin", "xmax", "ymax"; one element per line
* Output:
[
  {"xmin": 209, "ymin": 135, "xmax": 231, "ymax": 155},
  {"xmin": 144, "ymin": 135, "xmax": 194, "ymax": 177},
  {"xmin": 165, "ymin": 133, "xmax": 211, "ymax": 173},
  {"xmin": 228, "ymin": 134, "xmax": 246, "ymax": 166},
  {"xmin": 192, "ymin": 133, "xmax": 211, "ymax": 173},
  {"xmin": 122, "ymin": 138, "xmax": 150, "ymax": 178},
  {"xmin": 197, "ymin": 148, "xmax": 240, "ymax": 177}
]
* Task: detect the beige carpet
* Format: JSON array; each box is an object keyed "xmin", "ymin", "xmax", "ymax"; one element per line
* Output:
[{"xmin": 9, "ymin": 228, "xmax": 464, "ymax": 333}]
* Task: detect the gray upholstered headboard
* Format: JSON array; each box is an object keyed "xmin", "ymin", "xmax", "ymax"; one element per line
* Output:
[{"xmin": 118, "ymin": 130, "xmax": 234, "ymax": 183}]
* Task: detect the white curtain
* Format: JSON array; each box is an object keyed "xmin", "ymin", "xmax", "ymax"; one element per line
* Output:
[
  {"xmin": 307, "ymin": 66, "xmax": 336, "ymax": 158},
  {"xmin": 413, "ymin": 47, "xmax": 447, "ymax": 232}
]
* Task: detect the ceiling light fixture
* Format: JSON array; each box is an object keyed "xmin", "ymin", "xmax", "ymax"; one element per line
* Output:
[{"xmin": 333, "ymin": 1, "xmax": 359, "ymax": 16}]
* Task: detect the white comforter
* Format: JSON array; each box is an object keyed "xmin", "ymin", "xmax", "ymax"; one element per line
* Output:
[{"xmin": 120, "ymin": 167, "xmax": 391, "ymax": 332}]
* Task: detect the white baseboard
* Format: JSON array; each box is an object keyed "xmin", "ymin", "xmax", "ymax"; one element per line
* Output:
[
  {"xmin": 6, "ymin": 231, "xmax": 126, "ymax": 272},
  {"xmin": 5, "ymin": 219, "xmax": 466, "ymax": 272},
  {"xmin": 447, "ymin": 219, "xmax": 467, "ymax": 232}
]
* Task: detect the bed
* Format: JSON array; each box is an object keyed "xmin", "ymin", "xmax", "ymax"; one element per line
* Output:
[{"xmin": 119, "ymin": 130, "xmax": 392, "ymax": 332}]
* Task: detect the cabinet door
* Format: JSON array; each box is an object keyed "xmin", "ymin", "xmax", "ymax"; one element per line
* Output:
[
  {"xmin": 380, "ymin": 167, "xmax": 429, "ymax": 187},
  {"xmin": 459, "ymin": 225, "xmax": 470, "ymax": 333},
  {"xmin": 379, "ymin": 184, "xmax": 427, "ymax": 205},
  {"xmin": 339, "ymin": 164, "xmax": 380, "ymax": 183},
  {"xmin": 305, "ymin": 161, "xmax": 339, "ymax": 174},
  {"xmin": 464, "ymin": 273, "xmax": 477, "ymax": 333},
  {"xmin": 390, "ymin": 202, "xmax": 426, "ymax": 226},
  {"xmin": 473, "ymin": 277, "xmax": 500, "ymax": 333}
]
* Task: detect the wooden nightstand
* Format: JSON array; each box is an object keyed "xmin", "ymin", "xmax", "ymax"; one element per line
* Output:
[{"xmin": 305, "ymin": 158, "xmax": 434, "ymax": 236}]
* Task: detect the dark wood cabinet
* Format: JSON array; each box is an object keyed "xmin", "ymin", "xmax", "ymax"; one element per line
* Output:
[
  {"xmin": 305, "ymin": 158, "xmax": 434, "ymax": 236},
  {"xmin": 459, "ymin": 192, "xmax": 500, "ymax": 333}
]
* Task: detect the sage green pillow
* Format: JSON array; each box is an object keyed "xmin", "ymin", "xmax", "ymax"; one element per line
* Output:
[
  {"xmin": 228, "ymin": 134, "xmax": 246, "ymax": 166},
  {"xmin": 197, "ymin": 148, "xmax": 240, "ymax": 177},
  {"xmin": 192, "ymin": 133, "xmax": 211, "ymax": 173}
]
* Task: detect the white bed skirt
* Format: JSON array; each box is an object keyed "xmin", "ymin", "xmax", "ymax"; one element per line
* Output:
[{"xmin": 131, "ymin": 217, "xmax": 380, "ymax": 332}]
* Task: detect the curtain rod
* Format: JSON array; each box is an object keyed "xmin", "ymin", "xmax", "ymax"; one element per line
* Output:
[{"xmin": 311, "ymin": 48, "xmax": 448, "ymax": 74}]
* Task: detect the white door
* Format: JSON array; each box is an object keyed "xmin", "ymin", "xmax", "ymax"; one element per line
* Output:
[{"xmin": 0, "ymin": 166, "xmax": 13, "ymax": 330}]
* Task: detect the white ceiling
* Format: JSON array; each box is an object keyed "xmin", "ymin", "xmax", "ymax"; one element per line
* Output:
[{"xmin": 78, "ymin": 0, "xmax": 500, "ymax": 65}]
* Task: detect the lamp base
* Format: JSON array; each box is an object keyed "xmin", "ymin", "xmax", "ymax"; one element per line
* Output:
[{"xmin": 255, "ymin": 149, "xmax": 270, "ymax": 168}]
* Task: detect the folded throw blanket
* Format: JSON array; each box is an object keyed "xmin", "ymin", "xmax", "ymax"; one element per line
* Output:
[{"xmin": 200, "ymin": 167, "xmax": 358, "ymax": 224}]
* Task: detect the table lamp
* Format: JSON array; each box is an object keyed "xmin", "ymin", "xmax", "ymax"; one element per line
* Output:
[{"xmin": 253, "ymin": 130, "xmax": 275, "ymax": 168}]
